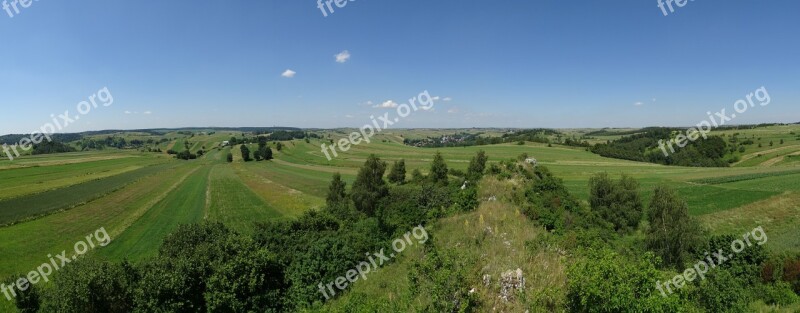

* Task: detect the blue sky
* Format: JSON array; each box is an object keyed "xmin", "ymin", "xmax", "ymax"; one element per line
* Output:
[{"xmin": 1, "ymin": 0, "xmax": 798, "ymax": 135}]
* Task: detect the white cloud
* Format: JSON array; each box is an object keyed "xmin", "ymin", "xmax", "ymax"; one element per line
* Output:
[
  {"xmin": 143, "ymin": 111, "xmax": 152, "ymax": 115},
  {"xmin": 334, "ymin": 50, "xmax": 351, "ymax": 63},
  {"xmin": 447, "ymin": 107, "xmax": 459, "ymax": 114},
  {"xmin": 443, "ymin": 97, "xmax": 453, "ymax": 102},
  {"xmin": 373, "ymin": 100, "xmax": 399, "ymax": 109},
  {"xmin": 652, "ymin": 98, "xmax": 657, "ymax": 102},
  {"xmin": 432, "ymin": 96, "xmax": 441, "ymax": 101},
  {"xmin": 281, "ymin": 69, "xmax": 296, "ymax": 78},
  {"xmin": 345, "ymin": 114, "xmax": 354, "ymax": 118},
  {"xmin": 124, "ymin": 110, "xmax": 132, "ymax": 114},
  {"xmin": 634, "ymin": 101, "xmax": 644, "ymax": 106}
]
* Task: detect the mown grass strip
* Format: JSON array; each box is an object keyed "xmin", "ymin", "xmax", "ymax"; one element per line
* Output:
[
  {"xmin": 98, "ymin": 165, "xmax": 210, "ymax": 261},
  {"xmin": 688, "ymin": 168, "xmax": 800, "ymax": 185},
  {"xmin": 207, "ymin": 165, "xmax": 283, "ymax": 233},
  {"xmin": 0, "ymin": 163, "xmax": 178, "ymax": 226}
]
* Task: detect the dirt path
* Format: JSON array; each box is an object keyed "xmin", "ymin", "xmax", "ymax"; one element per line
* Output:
[
  {"xmin": 735, "ymin": 145, "xmax": 799, "ymax": 166},
  {"xmin": 759, "ymin": 151, "xmax": 800, "ymax": 167},
  {"xmin": 164, "ymin": 140, "xmax": 177, "ymax": 153}
]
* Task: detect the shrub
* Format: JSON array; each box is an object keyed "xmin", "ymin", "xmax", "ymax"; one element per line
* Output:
[
  {"xmin": 588, "ymin": 172, "xmax": 643, "ymax": 233},
  {"xmin": 645, "ymin": 186, "xmax": 704, "ymax": 269},
  {"xmin": 566, "ymin": 249, "xmax": 686, "ymax": 312}
]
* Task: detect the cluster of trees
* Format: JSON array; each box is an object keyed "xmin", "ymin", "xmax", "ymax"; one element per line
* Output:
[
  {"xmin": 590, "ymin": 127, "xmax": 730, "ymax": 167},
  {"xmin": 485, "ymin": 158, "xmax": 799, "ymax": 311},
  {"xmin": 403, "ymin": 129, "xmax": 560, "ymax": 148},
  {"xmin": 11, "ymin": 152, "xmax": 487, "ymax": 312},
  {"xmin": 0, "ymin": 133, "xmax": 81, "ymax": 146},
  {"xmin": 31, "ymin": 141, "xmax": 77, "ymax": 155},
  {"xmin": 239, "ymin": 137, "xmax": 274, "ymax": 162}
]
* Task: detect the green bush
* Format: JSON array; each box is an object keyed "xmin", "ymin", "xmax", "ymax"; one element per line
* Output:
[
  {"xmin": 566, "ymin": 248, "xmax": 687, "ymax": 312},
  {"xmin": 588, "ymin": 172, "xmax": 643, "ymax": 233}
]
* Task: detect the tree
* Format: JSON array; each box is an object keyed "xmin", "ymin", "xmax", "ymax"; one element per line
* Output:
[
  {"xmin": 226, "ymin": 153, "xmax": 233, "ymax": 163},
  {"xmin": 588, "ymin": 172, "xmax": 643, "ymax": 233},
  {"xmin": 38, "ymin": 259, "xmax": 136, "ymax": 313},
  {"xmin": 645, "ymin": 185, "xmax": 704, "ymax": 269},
  {"xmin": 9, "ymin": 275, "xmax": 40, "ymax": 313},
  {"xmin": 326, "ymin": 173, "xmax": 348, "ymax": 208},
  {"xmin": 240, "ymin": 145, "xmax": 252, "ymax": 162},
  {"xmin": 411, "ymin": 168, "xmax": 425, "ymax": 183},
  {"xmin": 276, "ymin": 142, "xmax": 283, "ymax": 151},
  {"xmin": 429, "ymin": 152, "xmax": 449, "ymax": 185},
  {"xmin": 350, "ymin": 155, "xmax": 388, "ymax": 216},
  {"xmin": 466, "ymin": 150, "xmax": 488, "ymax": 181},
  {"xmin": 264, "ymin": 147, "xmax": 273, "ymax": 160},
  {"xmin": 388, "ymin": 159, "xmax": 407, "ymax": 184}
]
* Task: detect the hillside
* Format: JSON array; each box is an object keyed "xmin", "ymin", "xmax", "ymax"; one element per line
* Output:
[{"xmin": 0, "ymin": 127, "xmax": 799, "ymax": 312}]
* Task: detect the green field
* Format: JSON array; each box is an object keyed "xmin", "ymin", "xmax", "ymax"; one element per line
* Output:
[{"xmin": 1, "ymin": 126, "xmax": 799, "ymax": 311}]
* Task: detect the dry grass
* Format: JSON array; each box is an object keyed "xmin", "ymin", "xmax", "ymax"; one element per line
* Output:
[
  {"xmin": 700, "ymin": 191, "xmax": 800, "ymax": 253},
  {"xmin": 434, "ymin": 177, "xmax": 567, "ymax": 312}
]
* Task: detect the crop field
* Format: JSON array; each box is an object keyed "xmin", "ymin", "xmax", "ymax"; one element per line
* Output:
[{"xmin": 0, "ymin": 126, "xmax": 799, "ymax": 312}]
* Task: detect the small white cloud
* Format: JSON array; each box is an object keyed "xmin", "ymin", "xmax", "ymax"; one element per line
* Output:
[
  {"xmin": 634, "ymin": 102, "xmax": 644, "ymax": 106},
  {"xmin": 124, "ymin": 110, "xmax": 132, "ymax": 114},
  {"xmin": 652, "ymin": 98, "xmax": 657, "ymax": 102},
  {"xmin": 432, "ymin": 96, "xmax": 441, "ymax": 101},
  {"xmin": 334, "ymin": 50, "xmax": 351, "ymax": 63},
  {"xmin": 447, "ymin": 107, "xmax": 459, "ymax": 114},
  {"xmin": 373, "ymin": 100, "xmax": 399, "ymax": 108},
  {"xmin": 281, "ymin": 69, "xmax": 296, "ymax": 78},
  {"xmin": 443, "ymin": 97, "xmax": 453, "ymax": 102},
  {"xmin": 345, "ymin": 114, "xmax": 354, "ymax": 118},
  {"xmin": 144, "ymin": 111, "xmax": 152, "ymax": 115}
]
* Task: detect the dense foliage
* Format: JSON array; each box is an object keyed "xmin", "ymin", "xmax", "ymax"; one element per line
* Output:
[{"xmin": 590, "ymin": 127, "xmax": 730, "ymax": 167}]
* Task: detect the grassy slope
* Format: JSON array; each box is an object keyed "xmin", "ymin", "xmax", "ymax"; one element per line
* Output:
[
  {"xmin": 206, "ymin": 164, "xmax": 283, "ymax": 233},
  {"xmin": 321, "ymin": 177, "xmax": 565, "ymax": 312},
  {"xmin": 98, "ymin": 165, "xmax": 210, "ymax": 261},
  {"xmin": 2, "ymin": 127, "xmax": 799, "ymax": 312},
  {"xmin": 0, "ymin": 154, "xmax": 159, "ymax": 200}
]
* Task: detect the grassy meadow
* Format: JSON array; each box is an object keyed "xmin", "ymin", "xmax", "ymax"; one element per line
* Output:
[{"xmin": 0, "ymin": 125, "xmax": 799, "ymax": 311}]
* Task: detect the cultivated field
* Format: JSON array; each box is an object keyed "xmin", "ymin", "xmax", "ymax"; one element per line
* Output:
[{"xmin": 1, "ymin": 126, "xmax": 799, "ymax": 311}]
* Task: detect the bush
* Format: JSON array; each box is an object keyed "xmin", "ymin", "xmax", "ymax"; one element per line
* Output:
[
  {"xmin": 755, "ymin": 281, "xmax": 798, "ymax": 306},
  {"xmin": 409, "ymin": 243, "xmax": 479, "ymax": 312},
  {"xmin": 588, "ymin": 172, "xmax": 643, "ymax": 233},
  {"xmin": 692, "ymin": 268, "xmax": 750, "ymax": 313},
  {"xmin": 566, "ymin": 249, "xmax": 687, "ymax": 312},
  {"xmin": 39, "ymin": 259, "xmax": 136, "ymax": 313},
  {"xmin": 523, "ymin": 166, "xmax": 583, "ymax": 233}
]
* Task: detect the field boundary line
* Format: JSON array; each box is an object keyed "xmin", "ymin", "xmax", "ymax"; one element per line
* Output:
[
  {"xmin": 759, "ymin": 151, "xmax": 800, "ymax": 167},
  {"xmin": 204, "ymin": 165, "xmax": 214, "ymax": 219},
  {"xmin": 733, "ymin": 145, "xmax": 800, "ymax": 166},
  {"xmin": 0, "ymin": 163, "xmax": 176, "ymax": 228},
  {"xmin": 109, "ymin": 165, "xmax": 201, "ymax": 238}
]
